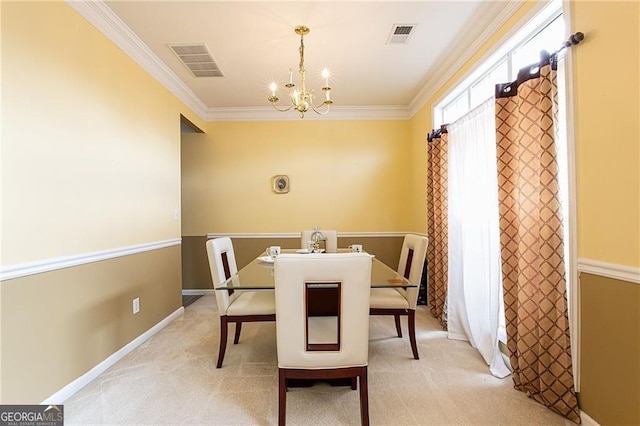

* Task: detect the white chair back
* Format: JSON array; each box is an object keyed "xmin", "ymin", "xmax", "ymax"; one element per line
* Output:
[
  {"xmin": 206, "ymin": 237, "xmax": 239, "ymax": 315},
  {"xmin": 300, "ymin": 229, "xmax": 338, "ymax": 253},
  {"xmin": 274, "ymin": 253, "xmax": 372, "ymax": 369},
  {"xmin": 397, "ymin": 234, "xmax": 428, "ymax": 309}
]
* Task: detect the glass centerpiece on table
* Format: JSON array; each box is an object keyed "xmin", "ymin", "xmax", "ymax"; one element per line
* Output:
[{"xmin": 310, "ymin": 226, "xmax": 326, "ymax": 253}]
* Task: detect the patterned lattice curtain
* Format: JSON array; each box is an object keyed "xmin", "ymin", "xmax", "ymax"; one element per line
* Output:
[
  {"xmin": 426, "ymin": 129, "xmax": 448, "ymax": 329},
  {"xmin": 495, "ymin": 51, "xmax": 580, "ymax": 423}
]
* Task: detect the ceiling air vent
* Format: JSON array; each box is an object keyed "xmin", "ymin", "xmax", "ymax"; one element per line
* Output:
[
  {"xmin": 168, "ymin": 43, "xmax": 224, "ymax": 77},
  {"xmin": 386, "ymin": 24, "xmax": 417, "ymax": 45}
]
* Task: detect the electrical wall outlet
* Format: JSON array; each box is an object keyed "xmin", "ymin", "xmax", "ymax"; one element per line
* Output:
[{"xmin": 133, "ymin": 297, "xmax": 140, "ymax": 314}]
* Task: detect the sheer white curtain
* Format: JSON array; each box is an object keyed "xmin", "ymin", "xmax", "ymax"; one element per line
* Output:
[{"xmin": 447, "ymin": 98, "xmax": 510, "ymax": 378}]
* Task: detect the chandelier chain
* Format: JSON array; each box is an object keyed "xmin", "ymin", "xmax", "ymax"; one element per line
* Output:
[{"xmin": 299, "ymin": 34, "xmax": 304, "ymax": 72}]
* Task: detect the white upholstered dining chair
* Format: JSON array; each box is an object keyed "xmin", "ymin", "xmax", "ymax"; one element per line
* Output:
[
  {"xmin": 206, "ymin": 237, "xmax": 275, "ymax": 368},
  {"xmin": 274, "ymin": 253, "xmax": 372, "ymax": 426},
  {"xmin": 369, "ymin": 233, "xmax": 428, "ymax": 359},
  {"xmin": 300, "ymin": 229, "xmax": 338, "ymax": 253}
]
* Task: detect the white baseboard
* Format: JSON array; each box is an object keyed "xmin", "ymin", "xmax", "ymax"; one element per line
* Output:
[
  {"xmin": 580, "ymin": 410, "xmax": 600, "ymax": 426},
  {"xmin": 41, "ymin": 306, "xmax": 184, "ymax": 404},
  {"xmin": 446, "ymin": 332, "xmax": 469, "ymax": 341},
  {"xmin": 182, "ymin": 289, "xmax": 215, "ymax": 295}
]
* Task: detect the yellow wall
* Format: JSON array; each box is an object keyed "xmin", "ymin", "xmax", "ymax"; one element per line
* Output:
[
  {"xmin": 571, "ymin": 0, "xmax": 640, "ymax": 267},
  {"xmin": 181, "ymin": 120, "xmax": 412, "ymax": 234},
  {"xmin": 408, "ymin": 106, "xmax": 431, "ymax": 233},
  {"xmin": 1, "ymin": 1, "xmax": 204, "ymax": 265},
  {"xmin": 0, "ymin": 2, "xmax": 202, "ymax": 403}
]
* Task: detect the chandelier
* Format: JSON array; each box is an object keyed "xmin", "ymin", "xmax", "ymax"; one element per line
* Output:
[{"xmin": 268, "ymin": 26, "xmax": 332, "ymax": 118}]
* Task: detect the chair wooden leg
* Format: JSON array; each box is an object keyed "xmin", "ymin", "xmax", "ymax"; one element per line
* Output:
[
  {"xmin": 278, "ymin": 369, "xmax": 287, "ymax": 426},
  {"xmin": 216, "ymin": 316, "xmax": 228, "ymax": 368},
  {"xmin": 408, "ymin": 310, "xmax": 419, "ymax": 359},
  {"xmin": 351, "ymin": 377, "xmax": 357, "ymax": 390},
  {"xmin": 359, "ymin": 367, "xmax": 370, "ymax": 426},
  {"xmin": 233, "ymin": 322, "xmax": 242, "ymax": 344},
  {"xmin": 394, "ymin": 314, "xmax": 403, "ymax": 337}
]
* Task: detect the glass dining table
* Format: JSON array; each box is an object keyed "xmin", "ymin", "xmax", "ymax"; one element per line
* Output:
[
  {"xmin": 214, "ymin": 249, "xmax": 413, "ymax": 386},
  {"xmin": 215, "ymin": 249, "xmax": 414, "ymax": 290}
]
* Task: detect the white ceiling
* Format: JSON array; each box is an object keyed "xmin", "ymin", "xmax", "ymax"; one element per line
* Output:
[{"xmin": 74, "ymin": 1, "xmax": 523, "ymax": 120}]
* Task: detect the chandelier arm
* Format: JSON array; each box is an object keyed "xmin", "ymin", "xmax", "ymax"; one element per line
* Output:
[
  {"xmin": 310, "ymin": 102, "xmax": 330, "ymax": 110},
  {"xmin": 310, "ymin": 95, "xmax": 333, "ymax": 110},
  {"xmin": 310, "ymin": 104, "xmax": 331, "ymax": 116},
  {"xmin": 270, "ymin": 101, "xmax": 295, "ymax": 113}
]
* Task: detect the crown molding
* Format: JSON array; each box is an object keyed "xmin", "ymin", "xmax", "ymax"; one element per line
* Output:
[
  {"xmin": 205, "ymin": 105, "xmax": 410, "ymax": 122},
  {"xmin": 68, "ymin": 0, "xmax": 529, "ymax": 123},
  {"xmin": 408, "ymin": 1, "xmax": 529, "ymax": 118},
  {"xmin": 66, "ymin": 0, "xmax": 412, "ymax": 122},
  {"xmin": 66, "ymin": 0, "xmax": 208, "ymax": 119}
]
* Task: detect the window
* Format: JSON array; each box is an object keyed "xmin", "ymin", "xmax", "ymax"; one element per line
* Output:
[
  {"xmin": 431, "ymin": 0, "xmax": 578, "ymax": 384},
  {"xmin": 510, "ymin": 16, "xmax": 564, "ymax": 76},
  {"xmin": 434, "ymin": 1, "xmax": 564, "ymax": 127},
  {"xmin": 469, "ymin": 60, "xmax": 508, "ymax": 110}
]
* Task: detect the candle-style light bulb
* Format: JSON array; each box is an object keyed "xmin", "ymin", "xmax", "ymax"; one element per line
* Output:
[
  {"xmin": 289, "ymin": 68, "xmax": 293, "ymax": 85},
  {"xmin": 322, "ymin": 68, "xmax": 330, "ymax": 87},
  {"xmin": 270, "ymin": 82, "xmax": 277, "ymax": 97}
]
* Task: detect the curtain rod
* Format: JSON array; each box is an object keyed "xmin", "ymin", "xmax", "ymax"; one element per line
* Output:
[
  {"xmin": 548, "ymin": 31, "xmax": 585, "ymax": 68},
  {"xmin": 428, "ymin": 30, "xmax": 587, "ymax": 135},
  {"xmin": 496, "ymin": 31, "xmax": 585, "ymax": 99}
]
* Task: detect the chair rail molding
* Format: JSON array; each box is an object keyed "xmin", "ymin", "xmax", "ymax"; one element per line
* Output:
[
  {"xmin": 0, "ymin": 238, "xmax": 182, "ymax": 282},
  {"xmin": 578, "ymin": 258, "xmax": 640, "ymax": 285}
]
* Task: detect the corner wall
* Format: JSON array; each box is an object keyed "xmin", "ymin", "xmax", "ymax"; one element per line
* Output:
[{"xmin": 1, "ymin": 2, "xmax": 201, "ymax": 403}]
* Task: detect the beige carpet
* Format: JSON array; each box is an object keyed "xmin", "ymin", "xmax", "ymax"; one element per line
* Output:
[{"xmin": 64, "ymin": 294, "xmax": 572, "ymax": 425}]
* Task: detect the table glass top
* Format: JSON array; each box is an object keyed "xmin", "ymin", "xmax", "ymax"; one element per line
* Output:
[{"xmin": 216, "ymin": 249, "xmax": 415, "ymax": 290}]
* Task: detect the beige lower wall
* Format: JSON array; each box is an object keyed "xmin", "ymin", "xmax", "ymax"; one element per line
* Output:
[
  {"xmin": 0, "ymin": 246, "xmax": 182, "ymax": 404},
  {"xmin": 578, "ymin": 273, "xmax": 640, "ymax": 425},
  {"xmin": 182, "ymin": 234, "xmax": 405, "ymax": 290}
]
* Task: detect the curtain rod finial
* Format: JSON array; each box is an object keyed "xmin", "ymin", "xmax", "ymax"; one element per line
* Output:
[
  {"xmin": 563, "ymin": 31, "xmax": 584, "ymax": 48},
  {"xmin": 570, "ymin": 32, "xmax": 584, "ymax": 45}
]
